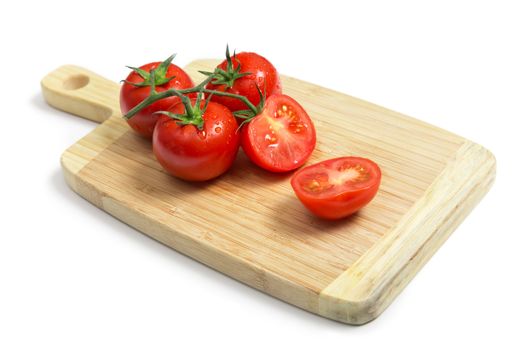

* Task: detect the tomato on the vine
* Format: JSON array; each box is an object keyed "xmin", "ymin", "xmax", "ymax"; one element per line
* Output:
[
  {"xmin": 241, "ymin": 94, "xmax": 316, "ymax": 172},
  {"xmin": 153, "ymin": 97, "xmax": 240, "ymax": 182},
  {"xmin": 203, "ymin": 47, "xmax": 281, "ymax": 112},
  {"xmin": 120, "ymin": 55, "xmax": 194, "ymax": 138},
  {"xmin": 291, "ymin": 157, "xmax": 381, "ymax": 220}
]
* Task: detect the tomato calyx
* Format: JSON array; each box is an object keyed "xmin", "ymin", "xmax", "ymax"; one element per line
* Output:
[
  {"xmin": 199, "ymin": 45, "xmax": 251, "ymax": 89},
  {"xmin": 123, "ymin": 53, "xmax": 260, "ymax": 122},
  {"xmin": 155, "ymin": 92, "xmax": 212, "ymax": 130},
  {"xmin": 232, "ymin": 83, "xmax": 266, "ymax": 127},
  {"xmin": 123, "ymin": 54, "xmax": 177, "ymax": 87}
]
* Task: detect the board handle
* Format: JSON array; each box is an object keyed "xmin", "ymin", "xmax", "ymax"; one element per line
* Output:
[{"xmin": 41, "ymin": 65, "xmax": 121, "ymax": 123}]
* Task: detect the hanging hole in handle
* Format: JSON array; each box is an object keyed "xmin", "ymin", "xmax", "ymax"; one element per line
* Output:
[{"xmin": 63, "ymin": 74, "xmax": 90, "ymax": 90}]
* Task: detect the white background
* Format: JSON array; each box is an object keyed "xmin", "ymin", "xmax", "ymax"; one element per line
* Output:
[{"xmin": 2, "ymin": 1, "xmax": 524, "ymax": 349}]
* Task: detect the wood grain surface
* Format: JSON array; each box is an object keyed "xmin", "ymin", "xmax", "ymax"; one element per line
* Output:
[{"xmin": 41, "ymin": 60, "xmax": 496, "ymax": 324}]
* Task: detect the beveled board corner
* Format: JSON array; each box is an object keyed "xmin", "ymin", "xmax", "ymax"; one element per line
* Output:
[{"xmin": 319, "ymin": 141, "xmax": 495, "ymax": 324}]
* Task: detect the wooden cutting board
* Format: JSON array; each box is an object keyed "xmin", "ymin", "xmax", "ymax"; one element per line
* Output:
[{"xmin": 41, "ymin": 60, "xmax": 496, "ymax": 324}]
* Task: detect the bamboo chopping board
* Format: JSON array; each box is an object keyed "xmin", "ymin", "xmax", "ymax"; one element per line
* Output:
[{"xmin": 41, "ymin": 60, "xmax": 496, "ymax": 325}]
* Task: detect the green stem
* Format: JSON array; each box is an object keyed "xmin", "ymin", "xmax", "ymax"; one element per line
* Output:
[
  {"xmin": 148, "ymin": 69, "xmax": 156, "ymax": 95},
  {"xmin": 123, "ymin": 75, "xmax": 259, "ymax": 120},
  {"xmin": 201, "ymin": 89, "xmax": 258, "ymax": 115},
  {"xmin": 191, "ymin": 75, "xmax": 214, "ymax": 92},
  {"xmin": 173, "ymin": 90, "xmax": 195, "ymax": 117},
  {"xmin": 124, "ymin": 90, "xmax": 167, "ymax": 120},
  {"xmin": 123, "ymin": 76, "xmax": 213, "ymax": 120}
]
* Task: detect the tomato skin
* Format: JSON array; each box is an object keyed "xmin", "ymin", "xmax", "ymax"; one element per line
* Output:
[
  {"xmin": 290, "ymin": 157, "xmax": 381, "ymax": 220},
  {"xmin": 120, "ymin": 62, "xmax": 194, "ymax": 138},
  {"xmin": 152, "ymin": 100, "xmax": 240, "ymax": 181},
  {"xmin": 206, "ymin": 52, "xmax": 281, "ymax": 112},
  {"xmin": 241, "ymin": 94, "xmax": 316, "ymax": 172}
]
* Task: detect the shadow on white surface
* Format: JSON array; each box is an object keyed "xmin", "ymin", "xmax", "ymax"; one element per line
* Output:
[{"xmin": 31, "ymin": 92, "xmax": 97, "ymax": 129}]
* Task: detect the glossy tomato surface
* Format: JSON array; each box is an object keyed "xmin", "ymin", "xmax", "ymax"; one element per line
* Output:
[
  {"xmin": 291, "ymin": 157, "xmax": 381, "ymax": 220},
  {"xmin": 241, "ymin": 94, "xmax": 316, "ymax": 172},
  {"xmin": 206, "ymin": 52, "xmax": 281, "ymax": 112},
  {"xmin": 153, "ymin": 100, "xmax": 240, "ymax": 181},
  {"xmin": 120, "ymin": 62, "xmax": 194, "ymax": 138}
]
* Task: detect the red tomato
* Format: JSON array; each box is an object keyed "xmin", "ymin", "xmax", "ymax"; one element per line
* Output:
[
  {"xmin": 120, "ymin": 57, "xmax": 194, "ymax": 138},
  {"xmin": 241, "ymin": 94, "xmax": 316, "ymax": 172},
  {"xmin": 205, "ymin": 51, "xmax": 281, "ymax": 112},
  {"xmin": 290, "ymin": 157, "xmax": 381, "ymax": 220},
  {"xmin": 153, "ymin": 99, "xmax": 240, "ymax": 181}
]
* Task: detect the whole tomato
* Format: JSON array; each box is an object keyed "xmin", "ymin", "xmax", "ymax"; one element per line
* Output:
[
  {"xmin": 153, "ymin": 97, "xmax": 240, "ymax": 181},
  {"xmin": 120, "ymin": 55, "xmax": 194, "ymax": 138},
  {"xmin": 203, "ymin": 47, "xmax": 281, "ymax": 112}
]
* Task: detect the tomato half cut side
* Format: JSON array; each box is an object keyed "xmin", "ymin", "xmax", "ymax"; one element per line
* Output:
[
  {"xmin": 290, "ymin": 157, "xmax": 381, "ymax": 220},
  {"xmin": 241, "ymin": 94, "xmax": 316, "ymax": 172}
]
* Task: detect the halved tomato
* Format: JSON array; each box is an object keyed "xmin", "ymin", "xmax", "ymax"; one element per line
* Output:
[
  {"xmin": 241, "ymin": 94, "xmax": 316, "ymax": 172},
  {"xmin": 290, "ymin": 157, "xmax": 381, "ymax": 220}
]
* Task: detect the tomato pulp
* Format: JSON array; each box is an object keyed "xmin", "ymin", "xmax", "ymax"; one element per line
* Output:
[
  {"xmin": 291, "ymin": 157, "xmax": 381, "ymax": 219},
  {"xmin": 241, "ymin": 94, "xmax": 316, "ymax": 172}
]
